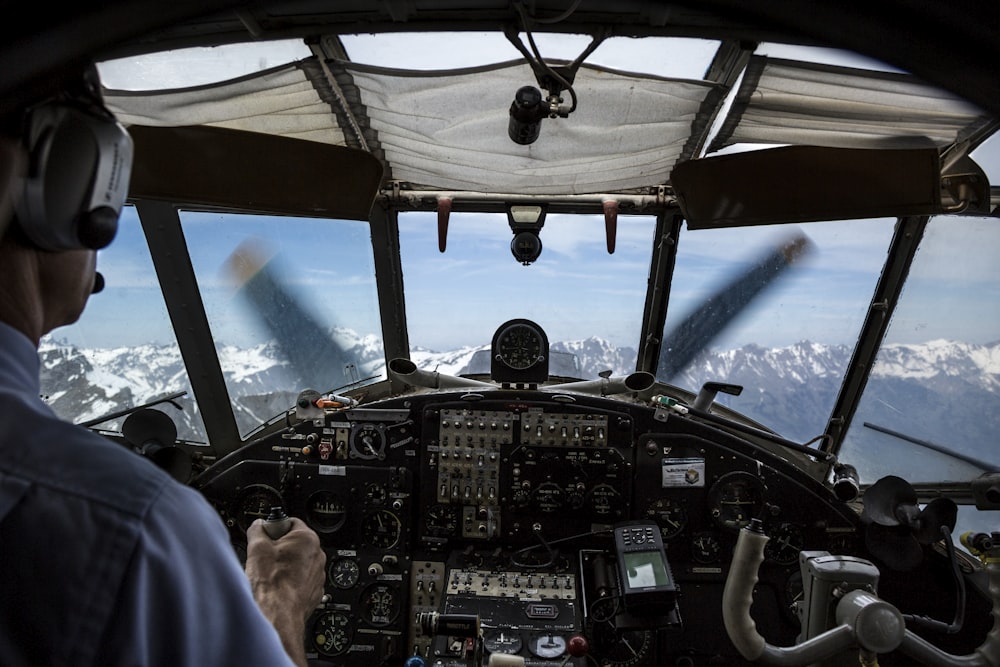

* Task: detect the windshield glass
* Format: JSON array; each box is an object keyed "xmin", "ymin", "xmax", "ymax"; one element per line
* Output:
[
  {"xmin": 841, "ymin": 215, "xmax": 1000, "ymax": 483},
  {"xmin": 398, "ymin": 211, "xmax": 655, "ymax": 377},
  {"xmin": 660, "ymin": 219, "xmax": 897, "ymax": 441},
  {"xmin": 180, "ymin": 212, "xmax": 384, "ymax": 437},
  {"xmin": 39, "ymin": 207, "xmax": 206, "ymax": 441}
]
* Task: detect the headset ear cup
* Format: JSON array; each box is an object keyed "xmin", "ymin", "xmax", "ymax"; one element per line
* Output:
[
  {"xmin": 15, "ymin": 103, "xmax": 130, "ymax": 251},
  {"xmin": 77, "ymin": 206, "xmax": 119, "ymax": 249}
]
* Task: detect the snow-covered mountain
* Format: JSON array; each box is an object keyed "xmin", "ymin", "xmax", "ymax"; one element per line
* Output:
[{"xmin": 38, "ymin": 333, "xmax": 1000, "ymax": 467}]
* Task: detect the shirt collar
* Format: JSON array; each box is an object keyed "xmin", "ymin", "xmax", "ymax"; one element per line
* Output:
[{"xmin": 0, "ymin": 320, "xmax": 42, "ymax": 399}]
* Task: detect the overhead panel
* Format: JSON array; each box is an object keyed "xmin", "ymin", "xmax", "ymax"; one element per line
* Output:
[
  {"xmin": 339, "ymin": 59, "xmax": 721, "ymax": 195},
  {"xmin": 709, "ymin": 56, "xmax": 991, "ymax": 153},
  {"xmin": 104, "ymin": 62, "xmax": 349, "ymax": 146}
]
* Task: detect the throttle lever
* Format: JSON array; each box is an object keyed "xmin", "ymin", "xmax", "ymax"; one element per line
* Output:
[{"xmin": 262, "ymin": 506, "xmax": 292, "ymax": 539}]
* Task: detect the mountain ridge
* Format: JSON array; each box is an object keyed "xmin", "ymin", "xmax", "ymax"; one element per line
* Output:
[{"xmin": 38, "ymin": 334, "xmax": 1000, "ymax": 467}]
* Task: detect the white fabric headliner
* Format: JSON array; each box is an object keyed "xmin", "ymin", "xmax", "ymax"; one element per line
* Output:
[{"xmin": 104, "ymin": 54, "xmax": 987, "ymax": 196}]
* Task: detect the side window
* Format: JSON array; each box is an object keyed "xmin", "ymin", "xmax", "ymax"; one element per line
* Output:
[{"xmin": 40, "ymin": 206, "xmax": 207, "ymax": 441}]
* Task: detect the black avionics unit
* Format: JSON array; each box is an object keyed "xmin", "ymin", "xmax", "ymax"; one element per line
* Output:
[{"xmin": 614, "ymin": 521, "xmax": 679, "ymax": 618}]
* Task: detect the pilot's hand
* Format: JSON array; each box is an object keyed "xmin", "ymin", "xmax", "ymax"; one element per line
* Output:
[{"xmin": 245, "ymin": 517, "xmax": 326, "ymax": 666}]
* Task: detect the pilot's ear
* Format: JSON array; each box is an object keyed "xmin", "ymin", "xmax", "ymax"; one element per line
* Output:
[
  {"xmin": 0, "ymin": 134, "xmax": 27, "ymax": 241},
  {"xmin": 14, "ymin": 100, "xmax": 132, "ymax": 252}
]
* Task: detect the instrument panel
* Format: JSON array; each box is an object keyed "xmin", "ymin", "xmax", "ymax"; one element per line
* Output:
[{"xmin": 195, "ymin": 389, "xmax": 861, "ymax": 666}]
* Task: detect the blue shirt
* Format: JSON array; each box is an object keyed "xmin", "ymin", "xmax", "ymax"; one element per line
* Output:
[{"xmin": 0, "ymin": 321, "xmax": 297, "ymax": 667}]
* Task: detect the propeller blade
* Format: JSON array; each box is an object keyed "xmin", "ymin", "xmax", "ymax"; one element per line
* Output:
[
  {"xmin": 225, "ymin": 240, "xmax": 355, "ymax": 393},
  {"xmin": 657, "ymin": 231, "xmax": 813, "ymax": 380}
]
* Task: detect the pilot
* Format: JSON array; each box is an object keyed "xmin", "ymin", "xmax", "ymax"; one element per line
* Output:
[{"xmin": 0, "ymin": 64, "xmax": 325, "ymax": 666}]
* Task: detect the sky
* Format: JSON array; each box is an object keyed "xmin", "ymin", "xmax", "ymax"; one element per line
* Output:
[{"xmin": 57, "ymin": 32, "xmax": 1000, "ymax": 355}]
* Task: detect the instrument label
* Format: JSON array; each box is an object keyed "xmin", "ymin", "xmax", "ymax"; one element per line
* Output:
[{"xmin": 662, "ymin": 458, "xmax": 705, "ymax": 487}]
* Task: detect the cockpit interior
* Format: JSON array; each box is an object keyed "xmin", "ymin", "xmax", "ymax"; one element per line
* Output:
[{"xmin": 5, "ymin": 1, "xmax": 1000, "ymax": 666}]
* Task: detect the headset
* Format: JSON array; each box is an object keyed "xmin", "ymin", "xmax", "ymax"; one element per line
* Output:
[{"xmin": 14, "ymin": 67, "xmax": 133, "ymax": 252}]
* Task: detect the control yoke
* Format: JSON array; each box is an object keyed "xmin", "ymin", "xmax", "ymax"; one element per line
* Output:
[{"xmin": 722, "ymin": 520, "xmax": 1000, "ymax": 666}]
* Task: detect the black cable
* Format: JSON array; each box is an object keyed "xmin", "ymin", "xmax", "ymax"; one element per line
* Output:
[{"xmin": 509, "ymin": 526, "xmax": 612, "ymax": 569}]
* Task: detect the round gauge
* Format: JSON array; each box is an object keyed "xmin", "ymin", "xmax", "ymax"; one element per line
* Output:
[
  {"xmin": 329, "ymin": 557, "xmax": 360, "ymax": 589},
  {"xmin": 350, "ymin": 423, "xmax": 386, "ymax": 460},
  {"xmin": 312, "ymin": 610, "xmax": 353, "ymax": 657},
  {"xmin": 484, "ymin": 630, "xmax": 523, "ymax": 655},
  {"xmin": 361, "ymin": 509, "xmax": 402, "ymax": 549},
  {"xmin": 529, "ymin": 634, "xmax": 566, "ymax": 659},
  {"xmin": 235, "ymin": 485, "xmax": 283, "ymax": 532},
  {"xmin": 645, "ymin": 498, "xmax": 688, "ymax": 539},
  {"xmin": 364, "ymin": 482, "xmax": 387, "ymax": 505},
  {"xmin": 708, "ymin": 471, "xmax": 766, "ymax": 530},
  {"xmin": 360, "ymin": 583, "xmax": 401, "ymax": 626},
  {"xmin": 766, "ymin": 523, "xmax": 805, "ymax": 565},
  {"xmin": 590, "ymin": 625, "xmax": 651, "ymax": 667},
  {"xmin": 827, "ymin": 532, "xmax": 858, "ymax": 555},
  {"xmin": 532, "ymin": 481, "xmax": 565, "ymax": 513},
  {"xmin": 690, "ymin": 531, "xmax": 721, "ymax": 564},
  {"xmin": 306, "ymin": 490, "xmax": 347, "ymax": 533},
  {"xmin": 424, "ymin": 503, "xmax": 458, "ymax": 537},
  {"xmin": 587, "ymin": 483, "xmax": 622, "ymax": 518},
  {"xmin": 496, "ymin": 322, "xmax": 544, "ymax": 370}
]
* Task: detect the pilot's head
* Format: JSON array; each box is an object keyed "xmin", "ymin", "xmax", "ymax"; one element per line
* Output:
[{"xmin": 0, "ymin": 62, "xmax": 133, "ymax": 341}]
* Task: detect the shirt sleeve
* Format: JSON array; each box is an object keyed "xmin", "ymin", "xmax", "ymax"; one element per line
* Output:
[{"xmin": 93, "ymin": 480, "xmax": 300, "ymax": 667}]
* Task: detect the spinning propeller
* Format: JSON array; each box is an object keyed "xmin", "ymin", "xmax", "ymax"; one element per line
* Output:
[
  {"xmin": 225, "ymin": 240, "xmax": 357, "ymax": 394},
  {"xmin": 226, "ymin": 227, "xmax": 812, "ymax": 392},
  {"xmin": 861, "ymin": 475, "xmax": 958, "ymax": 570},
  {"xmin": 657, "ymin": 232, "xmax": 813, "ymax": 380}
]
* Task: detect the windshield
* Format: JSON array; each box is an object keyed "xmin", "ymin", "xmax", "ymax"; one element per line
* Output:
[
  {"xmin": 181, "ymin": 211, "xmax": 385, "ymax": 438},
  {"xmin": 398, "ymin": 211, "xmax": 654, "ymax": 377},
  {"xmin": 660, "ymin": 219, "xmax": 897, "ymax": 441}
]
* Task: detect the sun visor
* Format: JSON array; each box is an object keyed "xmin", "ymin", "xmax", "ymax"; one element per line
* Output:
[
  {"xmin": 127, "ymin": 125, "xmax": 383, "ymax": 220},
  {"xmin": 671, "ymin": 146, "xmax": 947, "ymax": 228}
]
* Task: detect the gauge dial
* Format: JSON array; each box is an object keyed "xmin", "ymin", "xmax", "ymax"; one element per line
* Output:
[
  {"xmin": 708, "ymin": 471, "xmax": 766, "ymax": 530},
  {"xmin": 235, "ymin": 485, "xmax": 283, "ymax": 532},
  {"xmin": 484, "ymin": 630, "xmax": 523, "ymax": 655},
  {"xmin": 350, "ymin": 423, "xmax": 386, "ymax": 460},
  {"xmin": 312, "ymin": 610, "xmax": 353, "ymax": 657},
  {"xmin": 360, "ymin": 583, "xmax": 400, "ymax": 626},
  {"xmin": 590, "ymin": 625, "xmax": 652, "ymax": 667},
  {"xmin": 495, "ymin": 322, "xmax": 544, "ymax": 370},
  {"xmin": 329, "ymin": 557, "xmax": 360, "ymax": 589},
  {"xmin": 361, "ymin": 509, "xmax": 401, "ymax": 548},
  {"xmin": 645, "ymin": 498, "xmax": 689, "ymax": 539},
  {"xmin": 532, "ymin": 481, "xmax": 565, "ymax": 513},
  {"xmin": 529, "ymin": 634, "xmax": 567, "ymax": 659},
  {"xmin": 364, "ymin": 482, "xmax": 387, "ymax": 505},
  {"xmin": 424, "ymin": 503, "xmax": 458, "ymax": 537},
  {"xmin": 690, "ymin": 531, "xmax": 721, "ymax": 564},
  {"xmin": 827, "ymin": 532, "xmax": 858, "ymax": 555},
  {"xmin": 587, "ymin": 483, "xmax": 622, "ymax": 518},
  {"xmin": 766, "ymin": 522, "xmax": 805, "ymax": 565},
  {"xmin": 306, "ymin": 490, "xmax": 347, "ymax": 533}
]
